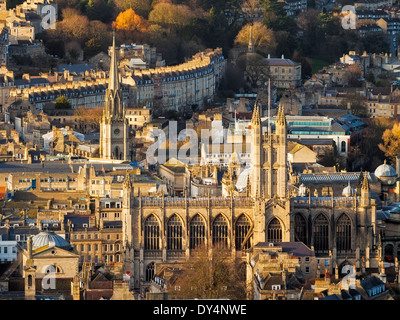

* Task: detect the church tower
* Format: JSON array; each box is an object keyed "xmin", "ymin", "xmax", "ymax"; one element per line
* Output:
[
  {"xmin": 99, "ymin": 31, "xmax": 130, "ymax": 161},
  {"xmin": 250, "ymin": 102, "xmax": 263, "ymax": 198},
  {"xmin": 275, "ymin": 105, "xmax": 287, "ymax": 198}
]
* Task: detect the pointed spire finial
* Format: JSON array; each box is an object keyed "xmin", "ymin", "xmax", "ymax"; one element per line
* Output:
[
  {"xmin": 361, "ymin": 171, "xmax": 369, "ymax": 191},
  {"xmin": 251, "ymin": 101, "xmax": 261, "ymax": 126},
  {"xmin": 109, "ymin": 30, "xmax": 119, "ymax": 92},
  {"xmin": 248, "ymin": 23, "xmax": 255, "ymax": 53},
  {"xmin": 276, "ymin": 105, "xmax": 286, "ymax": 126}
]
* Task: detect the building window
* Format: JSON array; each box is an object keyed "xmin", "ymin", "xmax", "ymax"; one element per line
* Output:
[
  {"xmin": 145, "ymin": 262, "xmax": 155, "ymax": 281},
  {"xmin": 341, "ymin": 141, "xmax": 346, "ymax": 153},
  {"xmin": 314, "ymin": 214, "xmax": 329, "ymax": 253},
  {"xmin": 336, "ymin": 214, "xmax": 351, "ymax": 252},
  {"xmin": 267, "ymin": 218, "xmax": 282, "ymax": 242},
  {"xmin": 294, "ymin": 213, "xmax": 307, "ymax": 245},
  {"xmin": 212, "ymin": 214, "xmax": 228, "ymax": 248},
  {"xmin": 189, "ymin": 214, "xmax": 205, "ymax": 250},
  {"xmin": 144, "ymin": 215, "xmax": 160, "ymax": 250},
  {"xmin": 235, "ymin": 214, "xmax": 252, "ymax": 250},
  {"xmin": 167, "ymin": 215, "xmax": 183, "ymax": 250}
]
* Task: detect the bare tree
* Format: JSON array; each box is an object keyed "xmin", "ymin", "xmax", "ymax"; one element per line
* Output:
[
  {"xmin": 174, "ymin": 245, "xmax": 247, "ymax": 300},
  {"xmin": 236, "ymin": 53, "xmax": 270, "ymax": 90}
]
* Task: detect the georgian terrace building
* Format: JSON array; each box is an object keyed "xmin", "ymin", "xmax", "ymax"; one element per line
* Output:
[
  {"xmin": 122, "ymin": 48, "xmax": 226, "ymax": 111},
  {"xmin": 6, "ymin": 48, "xmax": 225, "ymax": 113},
  {"xmin": 8, "ymin": 80, "xmax": 130, "ymax": 110}
]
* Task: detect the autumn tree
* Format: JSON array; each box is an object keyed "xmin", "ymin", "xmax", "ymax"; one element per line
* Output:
[
  {"xmin": 113, "ymin": 0, "xmax": 153, "ymax": 18},
  {"xmin": 174, "ymin": 245, "xmax": 247, "ymax": 300},
  {"xmin": 234, "ymin": 22, "xmax": 276, "ymax": 56},
  {"xmin": 345, "ymin": 63, "xmax": 363, "ymax": 87},
  {"xmin": 73, "ymin": 106, "xmax": 104, "ymax": 132},
  {"xmin": 241, "ymin": 0, "xmax": 261, "ymax": 21},
  {"xmin": 113, "ymin": 8, "xmax": 149, "ymax": 32},
  {"xmin": 148, "ymin": 1, "xmax": 196, "ymax": 31},
  {"xmin": 379, "ymin": 122, "xmax": 400, "ymax": 165},
  {"xmin": 59, "ymin": 11, "xmax": 90, "ymax": 42}
]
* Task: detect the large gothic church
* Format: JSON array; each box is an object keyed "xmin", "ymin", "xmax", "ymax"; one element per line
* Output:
[{"xmin": 120, "ymin": 98, "xmax": 380, "ymax": 291}]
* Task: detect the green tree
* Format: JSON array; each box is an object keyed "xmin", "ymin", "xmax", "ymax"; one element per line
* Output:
[
  {"xmin": 85, "ymin": 0, "xmax": 114, "ymax": 22},
  {"xmin": 55, "ymin": 96, "xmax": 72, "ymax": 109},
  {"xmin": 361, "ymin": 32, "xmax": 389, "ymax": 54},
  {"xmin": 262, "ymin": 0, "xmax": 286, "ymax": 27}
]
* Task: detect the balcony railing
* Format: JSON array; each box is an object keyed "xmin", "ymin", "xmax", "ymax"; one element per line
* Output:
[
  {"xmin": 167, "ymin": 250, "xmax": 186, "ymax": 259},
  {"xmin": 144, "ymin": 250, "xmax": 162, "ymax": 258}
]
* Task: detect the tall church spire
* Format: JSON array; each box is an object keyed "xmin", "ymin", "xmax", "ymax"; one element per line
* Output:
[
  {"xmin": 99, "ymin": 29, "xmax": 129, "ymax": 161},
  {"xmin": 248, "ymin": 23, "xmax": 255, "ymax": 53},
  {"xmin": 104, "ymin": 29, "xmax": 123, "ymax": 119},
  {"xmin": 109, "ymin": 30, "xmax": 119, "ymax": 92}
]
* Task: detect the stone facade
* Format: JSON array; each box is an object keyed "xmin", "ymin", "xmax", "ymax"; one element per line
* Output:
[
  {"xmin": 99, "ymin": 34, "xmax": 130, "ymax": 161},
  {"xmin": 121, "ymin": 105, "xmax": 381, "ymax": 294}
]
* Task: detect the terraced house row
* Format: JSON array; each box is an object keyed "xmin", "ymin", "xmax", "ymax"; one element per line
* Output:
[
  {"xmin": 6, "ymin": 48, "xmax": 225, "ymax": 113},
  {"xmin": 122, "ymin": 48, "xmax": 226, "ymax": 111}
]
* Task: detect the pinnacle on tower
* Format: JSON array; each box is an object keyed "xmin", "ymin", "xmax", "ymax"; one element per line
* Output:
[
  {"xmin": 124, "ymin": 172, "xmax": 132, "ymax": 189},
  {"xmin": 276, "ymin": 105, "xmax": 286, "ymax": 126},
  {"xmin": 251, "ymin": 102, "xmax": 261, "ymax": 126},
  {"xmin": 361, "ymin": 172, "xmax": 369, "ymax": 191}
]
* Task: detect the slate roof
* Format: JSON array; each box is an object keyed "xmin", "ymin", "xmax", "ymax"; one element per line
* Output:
[
  {"xmin": 254, "ymin": 241, "xmax": 315, "ymax": 257},
  {"xmin": 299, "ymin": 172, "xmax": 376, "ymax": 184},
  {"xmin": 361, "ymin": 276, "xmax": 385, "ymax": 291},
  {"xmin": 57, "ymin": 64, "xmax": 95, "ymax": 74}
]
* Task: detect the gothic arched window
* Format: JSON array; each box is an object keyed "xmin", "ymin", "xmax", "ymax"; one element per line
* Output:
[
  {"xmin": 267, "ymin": 218, "xmax": 282, "ymax": 243},
  {"xmin": 235, "ymin": 215, "xmax": 252, "ymax": 250},
  {"xmin": 314, "ymin": 214, "xmax": 329, "ymax": 253},
  {"xmin": 144, "ymin": 215, "xmax": 160, "ymax": 250},
  {"xmin": 145, "ymin": 262, "xmax": 155, "ymax": 282},
  {"xmin": 212, "ymin": 214, "xmax": 228, "ymax": 249},
  {"xmin": 167, "ymin": 215, "xmax": 183, "ymax": 250},
  {"xmin": 336, "ymin": 214, "xmax": 352, "ymax": 252},
  {"xmin": 189, "ymin": 214, "xmax": 206, "ymax": 250},
  {"xmin": 294, "ymin": 213, "xmax": 308, "ymax": 245},
  {"xmin": 341, "ymin": 141, "xmax": 346, "ymax": 153}
]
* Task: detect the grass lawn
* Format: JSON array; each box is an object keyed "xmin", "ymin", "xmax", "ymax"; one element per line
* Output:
[{"xmin": 309, "ymin": 58, "xmax": 330, "ymax": 74}]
